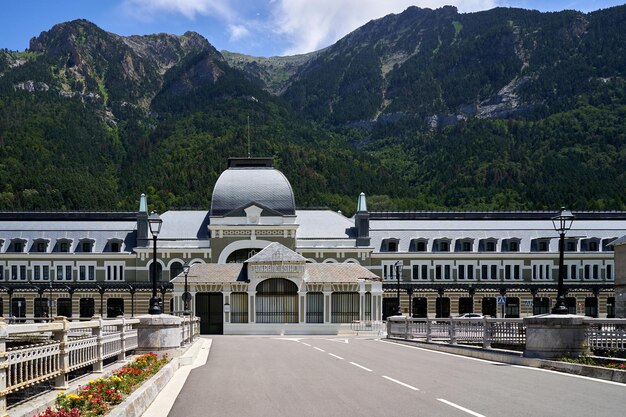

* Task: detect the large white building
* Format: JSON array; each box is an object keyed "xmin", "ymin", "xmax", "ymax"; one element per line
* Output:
[{"xmin": 0, "ymin": 157, "xmax": 624, "ymax": 333}]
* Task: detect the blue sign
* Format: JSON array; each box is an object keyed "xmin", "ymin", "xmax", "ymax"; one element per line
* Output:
[{"xmin": 497, "ymin": 296, "xmax": 506, "ymax": 305}]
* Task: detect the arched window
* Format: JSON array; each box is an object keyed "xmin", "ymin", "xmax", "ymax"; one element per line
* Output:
[
  {"xmin": 170, "ymin": 262, "xmax": 183, "ymax": 280},
  {"xmin": 226, "ymin": 249, "xmax": 258, "ymax": 263},
  {"xmin": 149, "ymin": 262, "xmax": 164, "ymax": 281},
  {"xmin": 256, "ymin": 278, "xmax": 298, "ymax": 323}
]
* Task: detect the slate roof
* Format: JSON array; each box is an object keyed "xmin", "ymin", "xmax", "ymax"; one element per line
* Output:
[
  {"xmin": 0, "ymin": 215, "xmax": 137, "ymax": 253},
  {"xmin": 210, "ymin": 167, "xmax": 296, "ymax": 216},
  {"xmin": 295, "ymin": 210, "xmax": 354, "ymax": 239},
  {"xmin": 159, "ymin": 211, "xmax": 210, "ymax": 240}
]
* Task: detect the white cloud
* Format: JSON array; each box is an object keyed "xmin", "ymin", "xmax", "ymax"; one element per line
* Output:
[
  {"xmin": 122, "ymin": 0, "xmax": 235, "ymax": 20},
  {"xmin": 270, "ymin": 0, "xmax": 497, "ymax": 55},
  {"xmin": 229, "ymin": 24, "xmax": 250, "ymax": 41}
]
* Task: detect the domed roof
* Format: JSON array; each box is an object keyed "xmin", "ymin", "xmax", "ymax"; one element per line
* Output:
[{"xmin": 210, "ymin": 167, "xmax": 296, "ymax": 217}]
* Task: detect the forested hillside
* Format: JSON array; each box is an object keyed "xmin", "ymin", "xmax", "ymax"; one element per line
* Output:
[{"xmin": 1, "ymin": 6, "xmax": 625, "ymax": 215}]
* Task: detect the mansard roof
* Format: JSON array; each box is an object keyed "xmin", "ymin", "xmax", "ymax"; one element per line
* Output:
[{"xmin": 210, "ymin": 167, "xmax": 296, "ymax": 217}]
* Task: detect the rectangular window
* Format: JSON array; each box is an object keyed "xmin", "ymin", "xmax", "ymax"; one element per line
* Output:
[
  {"xmin": 89, "ymin": 265, "xmax": 95, "ymax": 280},
  {"xmin": 457, "ymin": 264, "xmax": 474, "ymax": 280},
  {"xmin": 481, "ymin": 263, "xmax": 499, "ymax": 280},
  {"xmin": 532, "ymin": 263, "xmax": 551, "ymax": 280},
  {"xmin": 12, "ymin": 265, "xmax": 18, "ymax": 280},
  {"xmin": 434, "ymin": 263, "xmax": 452, "ymax": 280},
  {"xmin": 105, "ymin": 263, "xmax": 125, "ymax": 281},
  {"xmin": 0, "ymin": 265, "xmax": 3, "ymax": 280},
  {"xmin": 411, "ymin": 264, "xmax": 429, "ymax": 280},
  {"xmin": 65, "ymin": 265, "xmax": 72, "ymax": 280},
  {"xmin": 20, "ymin": 265, "xmax": 26, "ymax": 280},
  {"xmin": 607, "ymin": 264, "xmax": 613, "ymax": 280},
  {"xmin": 436, "ymin": 265, "xmax": 442, "ymax": 280},
  {"xmin": 444, "ymin": 265, "xmax": 451, "ymax": 280},
  {"xmin": 80, "ymin": 265, "xmax": 86, "ymax": 280},
  {"xmin": 57, "ymin": 265, "xmax": 63, "ymax": 280},
  {"xmin": 43, "ymin": 266, "xmax": 49, "ymax": 280},
  {"xmin": 34, "ymin": 265, "xmax": 41, "ymax": 280}
]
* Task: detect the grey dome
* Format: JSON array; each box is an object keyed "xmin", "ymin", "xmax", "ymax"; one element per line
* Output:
[{"xmin": 210, "ymin": 168, "xmax": 296, "ymax": 216}]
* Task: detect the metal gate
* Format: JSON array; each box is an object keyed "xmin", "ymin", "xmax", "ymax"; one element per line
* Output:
[
  {"xmin": 196, "ymin": 293, "xmax": 224, "ymax": 334},
  {"xmin": 256, "ymin": 278, "xmax": 298, "ymax": 323}
]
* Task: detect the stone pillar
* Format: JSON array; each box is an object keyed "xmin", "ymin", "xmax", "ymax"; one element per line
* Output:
[
  {"xmin": 299, "ymin": 291, "xmax": 306, "ymax": 323},
  {"xmin": 524, "ymin": 314, "xmax": 590, "ymax": 359},
  {"xmin": 93, "ymin": 315, "xmax": 104, "ymax": 373},
  {"xmin": 52, "ymin": 317, "xmax": 70, "ymax": 389},
  {"xmin": 324, "ymin": 291, "xmax": 332, "ymax": 324},
  {"xmin": 136, "ymin": 314, "xmax": 183, "ymax": 354},
  {"xmin": 117, "ymin": 318, "xmax": 126, "ymax": 361},
  {"xmin": 0, "ymin": 319, "xmax": 8, "ymax": 417},
  {"xmin": 248, "ymin": 291, "xmax": 256, "ymax": 323}
]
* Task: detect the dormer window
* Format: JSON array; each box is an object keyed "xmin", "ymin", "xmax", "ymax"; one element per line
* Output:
[
  {"xmin": 55, "ymin": 238, "xmax": 73, "ymax": 253},
  {"xmin": 37, "ymin": 242, "xmax": 46, "ymax": 252},
  {"xmin": 479, "ymin": 238, "xmax": 497, "ymax": 252},
  {"xmin": 502, "ymin": 239, "xmax": 520, "ymax": 252},
  {"xmin": 456, "ymin": 239, "xmax": 473, "ymax": 252},
  {"xmin": 10, "ymin": 239, "xmax": 27, "ymax": 253},
  {"xmin": 581, "ymin": 238, "xmax": 600, "ymax": 252},
  {"xmin": 106, "ymin": 239, "xmax": 123, "ymax": 253},
  {"xmin": 531, "ymin": 239, "xmax": 550, "ymax": 252},
  {"xmin": 382, "ymin": 238, "xmax": 399, "ymax": 252},
  {"xmin": 78, "ymin": 238, "xmax": 95, "ymax": 253},
  {"xmin": 409, "ymin": 239, "xmax": 428, "ymax": 252},
  {"xmin": 602, "ymin": 238, "xmax": 617, "ymax": 252},
  {"xmin": 564, "ymin": 239, "xmax": 577, "ymax": 252},
  {"xmin": 433, "ymin": 239, "xmax": 450, "ymax": 252}
]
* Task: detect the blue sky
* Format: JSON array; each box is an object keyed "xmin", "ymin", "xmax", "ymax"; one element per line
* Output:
[{"xmin": 1, "ymin": 1, "xmax": 624, "ymax": 57}]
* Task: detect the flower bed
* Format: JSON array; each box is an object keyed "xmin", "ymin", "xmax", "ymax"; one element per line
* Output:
[{"xmin": 34, "ymin": 353, "xmax": 168, "ymax": 417}]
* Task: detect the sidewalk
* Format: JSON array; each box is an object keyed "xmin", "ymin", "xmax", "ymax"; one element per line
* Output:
[{"xmin": 140, "ymin": 337, "xmax": 213, "ymax": 417}]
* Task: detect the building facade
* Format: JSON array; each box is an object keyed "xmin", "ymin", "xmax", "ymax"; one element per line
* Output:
[{"xmin": 0, "ymin": 157, "xmax": 624, "ymax": 333}]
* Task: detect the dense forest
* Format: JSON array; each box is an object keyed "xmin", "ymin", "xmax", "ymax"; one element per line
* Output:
[{"xmin": 1, "ymin": 6, "xmax": 625, "ymax": 215}]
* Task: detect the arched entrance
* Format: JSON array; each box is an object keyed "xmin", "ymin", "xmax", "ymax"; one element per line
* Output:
[{"xmin": 256, "ymin": 278, "xmax": 298, "ymax": 323}]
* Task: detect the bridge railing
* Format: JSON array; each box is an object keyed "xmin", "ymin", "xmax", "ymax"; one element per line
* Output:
[
  {"xmin": 0, "ymin": 316, "xmax": 140, "ymax": 414},
  {"xmin": 387, "ymin": 316, "xmax": 526, "ymax": 348},
  {"xmin": 350, "ymin": 320, "xmax": 385, "ymax": 333},
  {"xmin": 388, "ymin": 316, "xmax": 626, "ymax": 353},
  {"xmin": 584, "ymin": 318, "xmax": 626, "ymax": 352}
]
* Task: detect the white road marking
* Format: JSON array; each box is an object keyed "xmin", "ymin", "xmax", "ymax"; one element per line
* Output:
[
  {"xmin": 328, "ymin": 353, "xmax": 344, "ymax": 360},
  {"xmin": 437, "ymin": 399, "xmax": 486, "ymax": 417},
  {"xmin": 350, "ymin": 362, "xmax": 372, "ymax": 372},
  {"xmin": 382, "ymin": 375, "xmax": 419, "ymax": 391},
  {"xmin": 314, "ymin": 347, "xmax": 326, "ymax": 352},
  {"xmin": 378, "ymin": 339, "xmax": 626, "ymax": 387},
  {"xmin": 326, "ymin": 338, "xmax": 349, "ymax": 344},
  {"xmin": 302, "ymin": 342, "xmax": 311, "ymax": 347}
]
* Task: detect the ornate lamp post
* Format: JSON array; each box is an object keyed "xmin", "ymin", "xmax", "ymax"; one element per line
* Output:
[
  {"xmin": 148, "ymin": 211, "xmax": 163, "ymax": 315},
  {"xmin": 182, "ymin": 262, "xmax": 191, "ymax": 315},
  {"xmin": 395, "ymin": 261, "xmax": 403, "ymax": 315},
  {"xmin": 551, "ymin": 207, "xmax": 575, "ymax": 314}
]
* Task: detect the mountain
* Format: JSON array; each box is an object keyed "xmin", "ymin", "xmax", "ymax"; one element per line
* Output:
[{"xmin": 1, "ymin": 7, "xmax": 625, "ymax": 214}]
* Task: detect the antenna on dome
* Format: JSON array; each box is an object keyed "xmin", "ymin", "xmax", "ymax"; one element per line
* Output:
[{"xmin": 247, "ymin": 115, "xmax": 251, "ymax": 158}]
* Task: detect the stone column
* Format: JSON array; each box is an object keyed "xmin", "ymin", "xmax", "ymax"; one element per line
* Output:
[
  {"xmin": 52, "ymin": 317, "xmax": 70, "ymax": 389},
  {"xmin": 524, "ymin": 314, "xmax": 590, "ymax": 359},
  {"xmin": 324, "ymin": 291, "xmax": 332, "ymax": 324},
  {"xmin": 0, "ymin": 319, "xmax": 8, "ymax": 417},
  {"xmin": 248, "ymin": 291, "xmax": 256, "ymax": 323}
]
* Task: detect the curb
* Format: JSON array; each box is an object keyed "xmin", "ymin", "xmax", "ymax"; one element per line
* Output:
[{"xmin": 385, "ymin": 337, "xmax": 626, "ymax": 384}]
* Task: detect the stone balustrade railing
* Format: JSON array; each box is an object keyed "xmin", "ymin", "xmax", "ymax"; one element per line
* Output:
[
  {"xmin": 387, "ymin": 316, "xmax": 626, "ymax": 353},
  {"xmin": 584, "ymin": 318, "xmax": 626, "ymax": 352},
  {"xmin": 0, "ymin": 316, "xmax": 140, "ymax": 415},
  {"xmin": 388, "ymin": 316, "xmax": 527, "ymax": 348}
]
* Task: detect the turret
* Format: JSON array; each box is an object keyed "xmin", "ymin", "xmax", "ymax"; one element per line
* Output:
[
  {"xmin": 137, "ymin": 193, "xmax": 149, "ymax": 247},
  {"xmin": 355, "ymin": 192, "xmax": 370, "ymax": 247}
]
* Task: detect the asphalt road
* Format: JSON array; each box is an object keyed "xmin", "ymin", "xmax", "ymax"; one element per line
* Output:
[{"xmin": 168, "ymin": 336, "xmax": 625, "ymax": 417}]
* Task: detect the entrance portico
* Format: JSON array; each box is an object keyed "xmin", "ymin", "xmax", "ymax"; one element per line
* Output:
[{"xmin": 171, "ymin": 242, "xmax": 383, "ymax": 334}]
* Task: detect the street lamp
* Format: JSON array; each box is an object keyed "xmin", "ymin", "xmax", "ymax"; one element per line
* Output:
[
  {"xmin": 148, "ymin": 210, "xmax": 163, "ymax": 314},
  {"xmin": 182, "ymin": 262, "xmax": 191, "ymax": 316},
  {"xmin": 551, "ymin": 207, "xmax": 575, "ymax": 314},
  {"xmin": 395, "ymin": 261, "xmax": 403, "ymax": 315}
]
